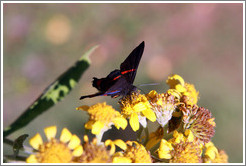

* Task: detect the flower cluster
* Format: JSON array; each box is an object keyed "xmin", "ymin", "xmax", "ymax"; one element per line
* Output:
[{"xmin": 25, "ymin": 74, "xmax": 228, "ymax": 163}]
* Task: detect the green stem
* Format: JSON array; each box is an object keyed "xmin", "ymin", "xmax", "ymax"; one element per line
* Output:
[
  {"xmin": 4, "ymin": 155, "xmax": 27, "ymax": 162},
  {"xmin": 143, "ymin": 127, "xmax": 149, "ymax": 146},
  {"xmin": 3, "ymin": 138, "xmax": 14, "ymax": 146},
  {"xmin": 136, "ymin": 125, "xmax": 143, "ymax": 143}
]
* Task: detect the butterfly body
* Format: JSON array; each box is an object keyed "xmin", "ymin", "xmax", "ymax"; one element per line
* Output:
[{"xmin": 80, "ymin": 41, "xmax": 145, "ymax": 100}]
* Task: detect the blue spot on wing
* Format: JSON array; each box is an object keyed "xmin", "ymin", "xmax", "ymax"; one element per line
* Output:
[{"xmin": 104, "ymin": 90, "xmax": 120, "ymax": 95}]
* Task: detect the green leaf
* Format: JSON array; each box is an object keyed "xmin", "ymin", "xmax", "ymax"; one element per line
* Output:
[{"xmin": 3, "ymin": 46, "xmax": 98, "ymax": 137}]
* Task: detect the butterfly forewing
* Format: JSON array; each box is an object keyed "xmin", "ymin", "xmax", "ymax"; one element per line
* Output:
[{"xmin": 120, "ymin": 41, "xmax": 144, "ymax": 84}]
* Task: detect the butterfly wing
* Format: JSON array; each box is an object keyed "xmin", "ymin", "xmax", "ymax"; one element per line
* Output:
[
  {"xmin": 120, "ymin": 41, "xmax": 145, "ymax": 84},
  {"xmin": 92, "ymin": 69, "xmax": 121, "ymax": 92},
  {"xmin": 103, "ymin": 77, "xmax": 135, "ymax": 98}
]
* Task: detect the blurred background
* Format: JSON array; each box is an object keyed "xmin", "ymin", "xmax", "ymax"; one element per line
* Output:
[{"xmin": 3, "ymin": 3, "xmax": 243, "ymax": 163}]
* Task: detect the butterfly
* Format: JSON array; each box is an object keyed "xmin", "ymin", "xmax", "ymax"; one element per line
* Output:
[{"xmin": 80, "ymin": 41, "xmax": 145, "ymax": 100}]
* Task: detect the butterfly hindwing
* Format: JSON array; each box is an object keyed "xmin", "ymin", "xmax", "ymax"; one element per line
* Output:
[
  {"xmin": 92, "ymin": 69, "xmax": 121, "ymax": 91},
  {"xmin": 103, "ymin": 77, "xmax": 135, "ymax": 98}
]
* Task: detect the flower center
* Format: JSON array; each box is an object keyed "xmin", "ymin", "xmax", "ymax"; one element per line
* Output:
[{"xmin": 37, "ymin": 139, "xmax": 73, "ymax": 163}]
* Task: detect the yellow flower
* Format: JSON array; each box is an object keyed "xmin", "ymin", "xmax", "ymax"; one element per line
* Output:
[
  {"xmin": 119, "ymin": 91, "xmax": 156, "ymax": 131},
  {"xmin": 73, "ymin": 136, "xmax": 127, "ymax": 163},
  {"xmin": 147, "ymin": 90, "xmax": 176, "ymax": 127},
  {"xmin": 202, "ymin": 142, "xmax": 228, "ymax": 163},
  {"xmin": 145, "ymin": 126, "xmax": 164, "ymax": 150},
  {"xmin": 180, "ymin": 105, "xmax": 215, "ymax": 144},
  {"xmin": 166, "ymin": 74, "xmax": 199, "ymax": 106},
  {"xmin": 26, "ymin": 126, "xmax": 83, "ymax": 163},
  {"xmin": 115, "ymin": 141, "xmax": 152, "ymax": 163},
  {"xmin": 77, "ymin": 102, "xmax": 127, "ymax": 138},
  {"xmin": 74, "ymin": 136, "xmax": 113, "ymax": 163},
  {"xmin": 157, "ymin": 130, "xmax": 203, "ymax": 163}
]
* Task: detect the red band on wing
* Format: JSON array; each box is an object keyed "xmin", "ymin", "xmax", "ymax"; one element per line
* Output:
[
  {"xmin": 113, "ymin": 75, "xmax": 121, "ymax": 80},
  {"xmin": 121, "ymin": 69, "xmax": 136, "ymax": 75},
  {"xmin": 111, "ymin": 69, "xmax": 136, "ymax": 81}
]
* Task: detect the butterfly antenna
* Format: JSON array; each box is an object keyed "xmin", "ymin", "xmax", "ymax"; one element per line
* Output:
[
  {"xmin": 135, "ymin": 82, "xmax": 160, "ymax": 96},
  {"xmin": 137, "ymin": 82, "xmax": 161, "ymax": 87}
]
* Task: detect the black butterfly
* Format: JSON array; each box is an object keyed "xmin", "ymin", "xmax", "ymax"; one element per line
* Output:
[{"xmin": 80, "ymin": 41, "xmax": 145, "ymax": 100}]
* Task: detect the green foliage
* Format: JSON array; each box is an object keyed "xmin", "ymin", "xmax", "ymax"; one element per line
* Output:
[{"xmin": 3, "ymin": 46, "xmax": 97, "ymax": 137}]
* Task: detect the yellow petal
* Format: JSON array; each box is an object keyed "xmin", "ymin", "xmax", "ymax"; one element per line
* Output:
[
  {"xmin": 76, "ymin": 105, "xmax": 90, "ymax": 111},
  {"xmin": 105, "ymin": 139, "xmax": 112, "ymax": 146},
  {"xmin": 26, "ymin": 154, "xmax": 38, "ymax": 163},
  {"xmin": 105, "ymin": 140, "xmax": 116, "ymax": 155},
  {"xmin": 84, "ymin": 120, "xmax": 94, "ymax": 130},
  {"xmin": 83, "ymin": 135, "xmax": 89, "ymax": 142},
  {"xmin": 132, "ymin": 103, "xmax": 145, "ymax": 113},
  {"xmin": 205, "ymin": 146, "xmax": 218, "ymax": 160},
  {"xmin": 129, "ymin": 113, "xmax": 139, "ymax": 131},
  {"xmin": 68, "ymin": 135, "xmax": 81, "ymax": 150},
  {"xmin": 173, "ymin": 130, "xmax": 184, "ymax": 142},
  {"xmin": 109, "ymin": 145, "xmax": 116, "ymax": 155},
  {"xmin": 173, "ymin": 131, "xmax": 184, "ymax": 143},
  {"xmin": 29, "ymin": 133, "xmax": 43, "ymax": 150},
  {"xmin": 126, "ymin": 141, "xmax": 133, "ymax": 146},
  {"xmin": 175, "ymin": 84, "xmax": 186, "ymax": 93},
  {"xmin": 60, "ymin": 128, "xmax": 72, "ymax": 143},
  {"xmin": 171, "ymin": 74, "xmax": 185, "ymax": 86},
  {"xmin": 167, "ymin": 89, "xmax": 181, "ymax": 99},
  {"xmin": 158, "ymin": 139, "xmax": 173, "ymax": 159},
  {"xmin": 146, "ymin": 90, "xmax": 157, "ymax": 99},
  {"xmin": 91, "ymin": 121, "xmax": 104, "ymax": 135},
  {"xmin": 158, "ymin": 151, "xmax": 172, "ymax": 159},
  {"xmin": 173, "ymin": 130, "xmax": 179, "ymax": 138},
  {"xmin": 159, "ymin": 139, "xmax": 173, "ymax": 151},
  {"xmin": 166, "ymin": 74, "xmax": 185, "ymax": 89},
  {"xmin": 92, "ymin": 138, "xmax": 97, "ymax": 146},
  {"xmin": 113, "ymin": 117, "xmax": 127, "ymax": 130},
  {"xmin": 109, "ymin": 144, "xmax": 116, "ymax": 155},
  {"xmin": 113, "ymin": 139, "xmax": 127, "ymax": 150},
  {"xmin": 205, "ymin": 141, "xmax": 214, "ymax": 148},
  {"xmin": 185, "ymin": 129, "xmax": 194, "ymax": 142},
  {"xmin": 72, "ymin": 145, "xmax": 83, "ymax": 157},
  {"xmin": 113, "ymin": 157, "xmax": 132, "ymax": 163},
  {"xmin": 141, "ymin": 108, "xmax": 156, "ymax": 122},
  {"xmin": 44, "ymin": 126, "xmax": 57, "ymax": 141}
]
